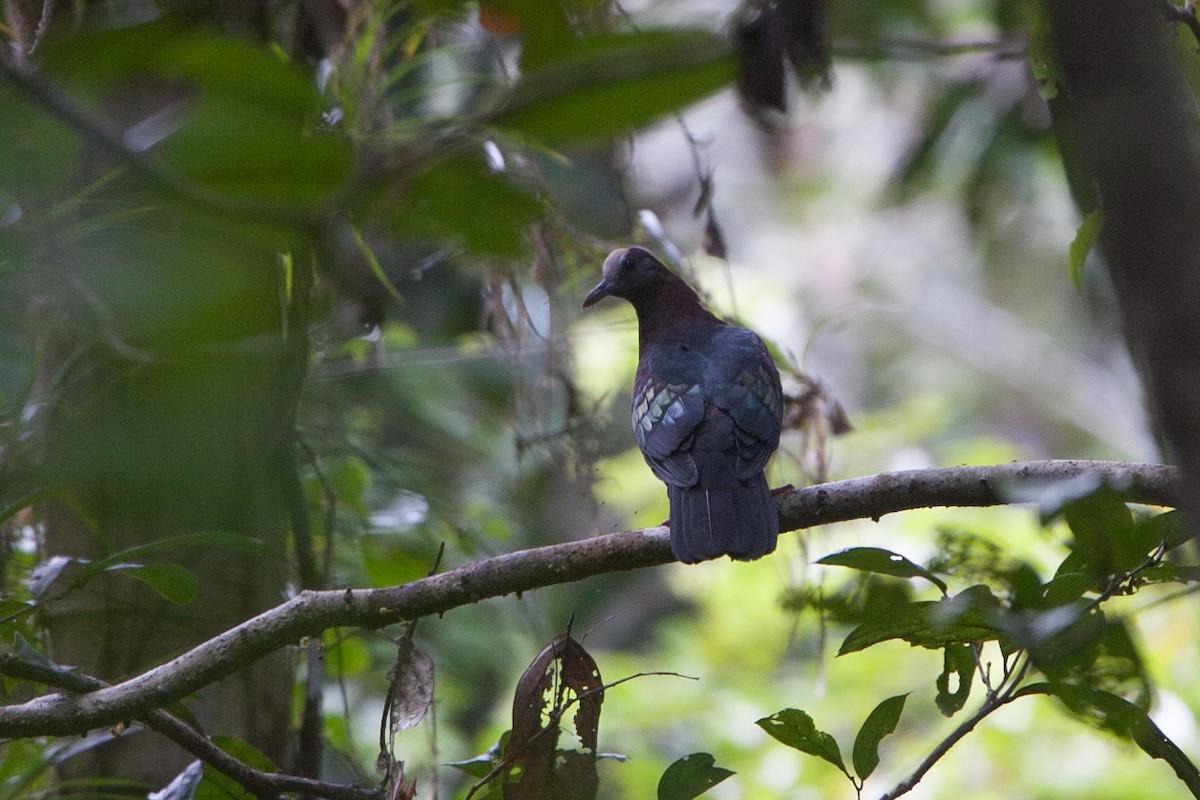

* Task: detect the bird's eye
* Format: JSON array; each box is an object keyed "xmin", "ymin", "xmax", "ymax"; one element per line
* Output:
[{"xmin": 621, "ymin": 253, "xmax": 636, "ymax": 271}]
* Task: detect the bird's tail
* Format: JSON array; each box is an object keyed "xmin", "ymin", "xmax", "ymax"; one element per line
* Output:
[{"xmin": 667, "ymin": 473, "xmax": 778, "ymax": 563}]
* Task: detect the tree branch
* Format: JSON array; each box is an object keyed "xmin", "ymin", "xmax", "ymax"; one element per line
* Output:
[
  {"xmin": 0, "ymin": 653, "xmax": 380, "ymax": 800},
  {"xmin": 0, "ymin": 460, "xmax": 1179, "ymax": 739}
]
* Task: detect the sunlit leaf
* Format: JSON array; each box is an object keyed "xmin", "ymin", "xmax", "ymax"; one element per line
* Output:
[
  {"xmin": 852, "ymin": 694, "xmax": 908, "ymax": 780},
  {"xmin": 106, "ymin": 563, "xmax": 199, "ymax": 605},
  {"xmin": 657, "ymin": 753, "xmax": 734, "ymax": 800},
  {"xmin": 756, "ymin": 709, "xmax": 846, "ymax": 775},
  {"xmin": 818, "ymin": 547, "xmax": 948, "ymax": 593}
]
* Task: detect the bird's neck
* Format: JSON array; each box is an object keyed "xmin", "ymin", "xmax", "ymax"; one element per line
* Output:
[{"xmin": 629, "ymin": 280, "xmax": 722, "ymax": 354}]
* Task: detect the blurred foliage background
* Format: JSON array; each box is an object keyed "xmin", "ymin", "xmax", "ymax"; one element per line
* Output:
[{"xmin": 1, "ymin": 0, "xmax": 1198, "ymax": 798}]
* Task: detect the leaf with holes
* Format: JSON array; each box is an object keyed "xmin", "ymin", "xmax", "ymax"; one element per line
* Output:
[
  {"xmin": 657, "ymin": 752, "xmax": 734, "ymax": 800},
  {"xmin": 839, "ymin": 585, "xmax": 1002, "ymax": 655},
  {"xmin": 936, "ymin": 644, "xmax": 975, "ymax": 716},
  {"xmin": 757, "ymin": 709, "xmax": 846, "ymax": 775},
  {"xmin": 503, "ymin": 633, "xmax": 603, "ymax": 800}
]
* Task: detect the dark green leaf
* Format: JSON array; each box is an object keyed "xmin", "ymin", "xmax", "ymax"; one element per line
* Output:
[
  {"xmin": 107, "ymin": 563, "xmax": 199, "ymax": 605},
  {"xmin": 1068, "ymin": 210, "xmax": 1101, "ymax": 291},
  {"xmin": 387, "ymin": 154, "xmax": 542, "ymax": 257},
  {"xmin": 0, "ymin": 601, "xmax": 36, "ymax": 630},
  {"xmin": 1022, "ymin": 684, "xmax": 1200, "ymax": 795},
  {"xmin": 935, "ymin": 644, "xmax": 975, "ymax": 717},
  {"xmin": 852, "ymin": 694, "xmax": 908, "ymax": 781},
  {"xmin": 1063, "ymin": 491, "xmax": 1136, "ymax": 577},
  {"xmin": 491, "ymin": 0, "xmax": 576, "ymax": 71},
  {"xmin": 0, "ymin": 87, "xmax": 82, "ymax": 199},
  {"xmin": 1040, "ymin": 569, "xmax": 1095, "ymax": 607},
  {"xmin": 1092, "ymin": 620, "xmax": 1151, "ymax": 709},
  {"xmin": 839, "ymin": 585, "xmax": 1002, "ymax": 655},
  {"xmin": 492, "ymin": 29, "xmax": 734, "ymax": 142},
  {"xmin": 656, "ymin": 753, "xmax": 735, "ymax": 800},
  {"xmin": 1131, "ymin": 510, "xmax": 1190, "ymax": 557},
  {"xmin": 1021, "ymin": 607, "xmax": 1106, "ymax": 680},
  {"xmin": 818, "ymin": 547, "xmax": 948, "ymax": 593},
  {"xmin": 757, "ymin": 709, "xmax": 846, "ymax": 774},
  {"xmin": 43, "ymin": 21, "xmax": 351, "ymax": 211},
  {"xmin": 91, "ymin": 533, "xmax": 268, "ymax": 572}
]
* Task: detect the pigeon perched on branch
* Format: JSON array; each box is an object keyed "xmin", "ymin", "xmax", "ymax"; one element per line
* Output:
[{"xmin": 583, "ymin": 247, "xmax": 783, "ymax": 563}]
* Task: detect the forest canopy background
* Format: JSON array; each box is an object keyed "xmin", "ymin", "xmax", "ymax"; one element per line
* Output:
[{"xmin": 3, "ymin": 1, "xmax": 1200, "ymax": 799}]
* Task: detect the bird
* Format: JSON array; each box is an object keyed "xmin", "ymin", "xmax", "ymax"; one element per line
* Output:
[{"xmin": 582, "ymin": 246, "xmax": 783, "ymax": 563}]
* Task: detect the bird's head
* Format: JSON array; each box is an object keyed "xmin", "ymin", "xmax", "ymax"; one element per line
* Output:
[{"xmin": 582, "ymin": 247, "xmax": 677, "ymax": 308}]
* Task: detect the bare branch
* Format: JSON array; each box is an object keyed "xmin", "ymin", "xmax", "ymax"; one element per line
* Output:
[
  {"xmin": 0, "ymin": 460, "xmax": 1179, "ymax": 740},
  {"xmin": 0, "ymin": 653, "xmax": 380, "ymax": 800}
]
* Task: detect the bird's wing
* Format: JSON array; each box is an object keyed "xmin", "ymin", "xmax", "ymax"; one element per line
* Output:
[
  {"xmin": 704, "ymin": 328, "xmax": 783, "ymax": 480},
  {"xmin": 632, "ymin": 374, "xmax": 706, "ymax": 488}
]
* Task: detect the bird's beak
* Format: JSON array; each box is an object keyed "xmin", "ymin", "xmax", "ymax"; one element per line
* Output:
[{"xmin": 582, "ymin": 278, "xmax": 614, "ymax": 308}]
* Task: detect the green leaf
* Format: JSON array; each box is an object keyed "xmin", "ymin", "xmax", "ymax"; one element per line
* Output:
[
  {"xmin": 324, "ymin": 455, "xmax": 373, "ymax": 517},
  {"xmin": 935, "ymin": 644, "xmax": 975, "ymax": 717},
  {"xmin": 1068, "ymin": 210, "xmax": 1101, "ymax": 291},
  {"xmin": 839, "ymin": 585, "xmax": 1002, "ymax": 655},
  {"xmin": 757, "ymin": 709, "xmax": 846, "ymax": 775},
  {"xmin": 0, "ymin": 86, "xmax": 82, "ymax": 200},
  {"xmin": 1062, "ymin": 490, "xmax": 1135, "ymax": 577},
  {"xmin": 0, "ymin": 600, "xmax": 36, "ymax": 630},
  {"xmin": 491, "ymin": 29, "xmax": 734, "ymax": 142},
  {"xmin": 387, "ymin": 153, "xmax": 542, "ymax": 257},
  {"xmin": 43, "ymin": 21, "xmax": 351, "ymax": 211},
  {"xmin": 818, "ymin": 547, "xmax": 948, "ymax": 593},
  {"xmin": 106, "ymin": 563, "xmax": 199, "ymax": 605},
  {"xmin": 1022, "ymin": 684, "xmax": 1200, "ymax": 795},
  {"xmin": 657, "ymin": 753, "xmax": 735, "ymax": 800},
  {"xmin": 1130, "ymin": 509, "xmax": 1190, "ymax": 558},
  {"xmin": 91, "ymin": 532, "xmax": 268, "ymax": 571},
  {"xmin": 852, "ymin": 694, "xmax": 908, "ymax": 781},
  {"xmin": 1021, "ymin": 607, "xmax": 1106, "ymax": 681}
]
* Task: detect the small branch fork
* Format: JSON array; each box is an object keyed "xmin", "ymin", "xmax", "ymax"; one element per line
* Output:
[
  {"xmin": 877, "ymin": 656, "xmax": 1032, "ymax": 800},
  {"xmin": 0, "ymin": 460, "xmax": 1181, "ymax": 795}
]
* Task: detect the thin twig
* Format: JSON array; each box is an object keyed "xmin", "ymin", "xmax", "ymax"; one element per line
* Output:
[
  {"xmin": 0, "ymin": 653, "xmax": 381, "ymax": 800},
  {"xmin": 878, "ymin": 657, "xmax": 1030, "ymax": 800}
]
